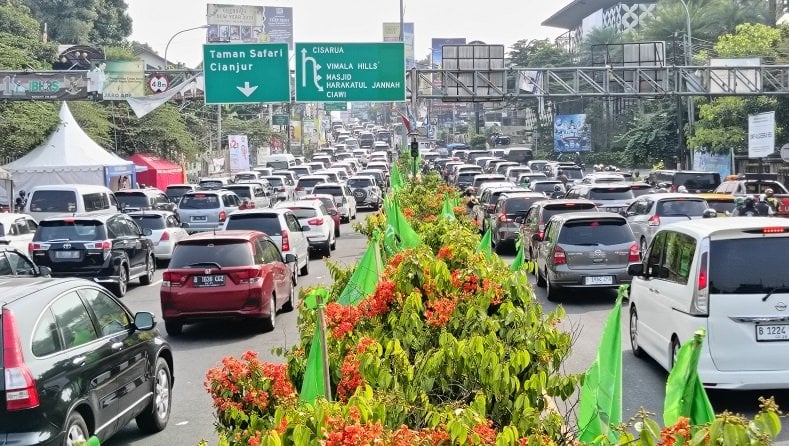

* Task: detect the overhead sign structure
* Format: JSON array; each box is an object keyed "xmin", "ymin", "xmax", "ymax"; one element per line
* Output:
[
  {"xmin": 203, "ymin": 43, "xmax": 290, "ymax": 104},
  {"xmin": 295, "ymin": 42, "xmax": 405, "ymax": 102},
  {"xmin": 748, "ymin": 111, "xmax": 775, "ymax": 159}
]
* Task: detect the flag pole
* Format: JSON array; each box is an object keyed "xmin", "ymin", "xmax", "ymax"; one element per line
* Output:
[{"xmin": 315, "ymin": 293, "xmax": 332, "ymax": 401}]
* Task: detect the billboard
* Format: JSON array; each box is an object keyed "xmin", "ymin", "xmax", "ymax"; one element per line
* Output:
[
  {"xmin": 90, "ymin": 60, "xmax": 146, "ymax": 100},
  {"xmin": 693, "ymin": 151, "xmax": 732, "ymax": 178},
  {"xmin": 0, "ymin": 72, "xmax": 89, "ymax": 100},
  {"xmin": 554, "ymin": 114, "xmax": 591, "ymax": 152},
  {"xmin": 207, "ymin": 4, "xmax": 294, "ymax": 49},
  {"xmin": 748, "ymin": 111, "xmax": 775, "ymax": 159},
  {"xmin": 383, "ymin": 22, "xmax": 414, "ymax": 69},
  {"xmin": 228, "ymin": 134, "xmax": 250, "ymax": 172}
]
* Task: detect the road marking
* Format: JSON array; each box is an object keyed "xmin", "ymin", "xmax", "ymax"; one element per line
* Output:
[{"xmin": 151, "ymin": 279, "xmax": 162, "ymax": 287}]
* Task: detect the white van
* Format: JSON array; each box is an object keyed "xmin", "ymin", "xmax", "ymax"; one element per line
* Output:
[
  {"xmin": 25, "ymin": 184, "xmax": 119, "ymax": 222},
  {"xmin": 264, "ymin": 154, "xmax": 296, "ymax": 170},
  {"xmin": 628, "ymin": 217, "xmax": 789, "ymax": 390}
]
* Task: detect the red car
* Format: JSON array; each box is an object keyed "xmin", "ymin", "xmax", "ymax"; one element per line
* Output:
[
  {"xmin": 302, "ymin": 194, "xmax": 341, "ymax": 237},
  {"xmin": 160, "ymin": 230, "xmax": 296, "ymax": 335}
]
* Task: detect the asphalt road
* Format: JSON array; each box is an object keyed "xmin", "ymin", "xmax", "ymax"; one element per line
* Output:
[{"xmin": 106, "ymin": 211, "xmax": 789, "ymax": 445}]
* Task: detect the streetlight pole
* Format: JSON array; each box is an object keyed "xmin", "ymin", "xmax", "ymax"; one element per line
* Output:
[
  {"xmin": 399, "ymin": 0, "xmax": 404, "ymax": 42},
  {"xmin": 678, "ymin": 0, "xmax": 695, "ymax": 169},
  {"xmin": 164, "ymin": 24, "xmax": 208, "ymax": 70}
]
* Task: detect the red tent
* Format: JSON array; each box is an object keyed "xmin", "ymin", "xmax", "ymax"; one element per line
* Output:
[{"xmin": 129, "ymin": 153, "xmax": 184, "ymax": 190}]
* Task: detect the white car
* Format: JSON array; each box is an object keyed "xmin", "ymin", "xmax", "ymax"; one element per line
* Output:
[
  {"xmin": 296, "ymin": 175, "xmax": 330, "ymax": 198},
  {"xmin": 223, "ymin": 208, "xmax": 312, "ymax": 276},
  {"xmin": 129, "ymin": 211, "xmax": 189, "ymax": 265},
  {"xmin": 0, "ymin": 213, "xmax": 38, "ymax": 253},
  {"xmin": 628, "ymin": 217, "xmax": 789, "ymax": 390},
  {"xmin": 312, "ymin": 183, "xmax": 357, "ymax": 222},
  {"xmin": 276, "ymin": 200, "xmax": 336, "ymax": 258}
]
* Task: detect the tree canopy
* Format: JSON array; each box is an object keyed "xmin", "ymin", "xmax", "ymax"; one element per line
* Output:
[{"xmin": 27, "ymin": 0, "xmax": 131, "ymax": 45}]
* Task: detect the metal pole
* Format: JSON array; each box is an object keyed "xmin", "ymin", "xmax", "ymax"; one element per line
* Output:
[
  {"xmin": 164, "ymin": 25, "xmax": 208, "ymax": 70},
  {"xmin": 217, "ymin": 105, "xmax": 224, "ymax": 173},
  {"xmin": 399, "ymin": 0, "xmax": 404, "ymax": 42},
  {"xmin": 679, "ymin": 0, "xmax": 694, "ymax": 169}
]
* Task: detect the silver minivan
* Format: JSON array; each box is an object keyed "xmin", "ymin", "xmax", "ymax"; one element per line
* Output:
[{"xmin": 178, "ymin": 190, "xmax": 241, "ymax": 232}]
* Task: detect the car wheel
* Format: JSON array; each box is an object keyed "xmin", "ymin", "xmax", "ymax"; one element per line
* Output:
[
  {"xmin": 323, "ymin": 241, "xmax": 332, "ymax": 257},
  {"xmin": 111, "ymin": 264, "xmax": 129, "ymax": 297},
  {"xmin": 536, "ymin": 266, "xmax": 546, "ymax": 288},
  {"xmin": 299, "ymin": 257, "xmax": 309, "ymax": 276},
  {"xmin": 630, "ymin": 306, "xmax": 644, "ymax": 358},
  {"xmin": 335, "ymin": 226, "xmax": 341, "ymax": 237},
  {"xmin": 155, "ymin": 257, "xmax": 169, "ymax": 269},
  {"xmin": 545, "ymin": 271, "xmax": 560, "ymax": 302},
  {"xmin": 64, "ymin": 412, "xmax": 89, "ymax": 446},
  {"xmin": 139, "ymin": 255, "xmax": 155, "ymax": 285},
  {"xmin": 639, "ymin": 237, "xmax": 648, "ymax": 260},
  {"xmin": 670, "ymin": 338, "xmax": 680, "ymax": 369},
  {"xmin": 136, "ymin": 357, "xmax": 172, "ymax": 433},
  {"xmin": 282, "ymin": 280, "xmax": 295, "ymax": 313},
  {"xmin": 260, "ymin": 294, "xmax": 276, "ymax": 332},
  {"xmin": 330, "ymin": 234, "xmax": 336, "ymax": 251},
  {"xmin": 164, "ymin": 320, "xmax": 182, "ymax": 336}
]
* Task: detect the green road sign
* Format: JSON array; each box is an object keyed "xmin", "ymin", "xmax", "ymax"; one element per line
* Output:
[
  {"xmin": 295, "ymin": 42, "xmax": 405, "ymax": 102},
  {"xmin": 203, "ymin": 43, "xmax": 290, "ymax": 104},
  {"xmin": 324, "ymin": 102, "xmax": 347, "ymax": 111},
  {"xmin": 272, "ymin": 114, "xmax": 289, "ymax": 125}
]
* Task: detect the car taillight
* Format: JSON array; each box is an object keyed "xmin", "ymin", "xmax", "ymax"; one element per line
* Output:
[
  {"xmin": 229, "ymin": 267, "xmax": 263, "ymax": 284},
  {"xmin": 628, "ymin": 244, "xmax": 640, "ymax": 262},
  {"xmin": 552, "ymin": 246, "xmax": 566, "ymax": 265},
  {"xmin": 648, "ymin": 215, "xmax": 660, "ymax": 226},
  {"xmin": 692, "ymin": 249, "xmax": 709, "ymax": 316},
  {"xmin": 162, "ymin": 271, "xmax": 187, "ymax": 287},
  {"xmin": 281, "ymin": 229, "xmax": 290, "ymax": 251},
  {"xmin": 87, "ymin": 240, "xmax": 112, "ymax": 256},
  {"xmin": 307, "ymin": 217, "xmax": 324, "ymax": 226},
  {"xmin": 296, "ymin": 186, "xmax": 304, "ymax": 191},
  {"xmin": 219, "ymin": 211, "xmax": 227, "ymax": 222},
  {"xmin": 159, "ymin": 231, "xmax": 170, "ymax": 242},
  {"xmin": 3, "ymin": 309, "xmax": 39, "ymax": 411}
]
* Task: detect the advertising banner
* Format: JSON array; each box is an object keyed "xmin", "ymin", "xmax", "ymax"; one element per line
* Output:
[
  {"xmin": 207, "ymin": 4, "xmax": 294, "ymax": 49},
  {"xmin": 90, "ymin": 60, "xmax": 145, "ymax": 100},
  {"xmin": 0, "ymin": 72, "xmax": 89, "ymax": 100},
  {"xmin": 228, "ymin": 134, "xmax": 250, "ymax": 172},
  {"xmin": 693, "ymin": 150, "xmax": 732, "ymax": 178},
  {"xmin": 430, "ymin": 38, "xmax": 466, "ymax": 93},
  {"xmin": 383, "ymin": 22, "xmax": 414, "ymax": 69},
  {"xmin": 554, "ymin": 114, "xmax": 591, "ymax": 152},
  {"xmin": 289, "ymin": 120, "xmax": 302, "ymax": 149},
  {"xmin": 748, "ymin": 111, "xmax": 775, "ymax": 159}
]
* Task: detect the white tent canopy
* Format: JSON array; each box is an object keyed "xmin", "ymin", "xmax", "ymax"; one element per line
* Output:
[{"xmin": 4, "ymin": 102, "xmax": 134, "ymax": 192}]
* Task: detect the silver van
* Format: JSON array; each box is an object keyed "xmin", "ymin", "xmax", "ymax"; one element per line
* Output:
[{"xmin": 25, "ymin": 184, "xmax": 119, "ymax": 222}]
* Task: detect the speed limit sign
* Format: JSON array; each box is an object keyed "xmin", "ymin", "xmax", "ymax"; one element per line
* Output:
[{"xmin": 148, "ymin": 74, "xmax": 170, "ymax": 93}]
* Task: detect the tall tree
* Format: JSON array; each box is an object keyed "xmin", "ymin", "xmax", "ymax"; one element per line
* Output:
[
  {"xmin": 0, "ymin": 0, "xmax": 55, "ymax": 69},
  {"xmin": 509, "ymin": 39, "xmax": 574, "ymax": 68},
  {"xmin": 27, "ymin": 0, "xmax": 131, "ymax": 45}
]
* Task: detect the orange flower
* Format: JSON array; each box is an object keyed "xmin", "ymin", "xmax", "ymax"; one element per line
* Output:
[{"xmin": 436, "ymin": 246, "xmax": 453, "ymax": 260}]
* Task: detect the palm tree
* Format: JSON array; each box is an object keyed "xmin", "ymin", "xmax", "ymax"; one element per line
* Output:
[{"xmin": 579, "ymin": 27, "xmax": 625, "ymax": 65}]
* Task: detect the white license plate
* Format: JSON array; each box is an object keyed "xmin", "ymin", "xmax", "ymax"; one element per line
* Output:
[
  {"xmin": 585, "ymin": 276, "xmax": 613, "ymax": 285},
  {"xmin": 756, "ymin": 324, "xmax": 789, "ymax": 341},
  {"xmin": 191, "ymin": 216, "xmax": 207, "ymax": 221},
  {"xmin": 55, "ymin": 250, "xmax": 80, "ymax": 259}
]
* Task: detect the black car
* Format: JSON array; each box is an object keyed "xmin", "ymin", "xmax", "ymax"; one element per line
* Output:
[
  {"xmin": 115, "ymin": 188, "xmax": 176, "ymax": 213},
  {"xmin": 0, "ymin": 246, "xmax": 50, "ymax": 277},
  {"xmin": 29, "ymin": 213, "xmax": 156, "ymax": 297},
  {"xmin": 0, "ymin": 278, "xmax": 174, "ymax": 445}
]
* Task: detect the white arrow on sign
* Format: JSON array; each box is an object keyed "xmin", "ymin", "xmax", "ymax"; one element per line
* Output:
[
  {"xmin": 236, "ymin": 82, "xmax": 259, "ymax": 97},
  {"xmin": 300, "ymin": 48, "xmax": 324, "ymax": 92}
]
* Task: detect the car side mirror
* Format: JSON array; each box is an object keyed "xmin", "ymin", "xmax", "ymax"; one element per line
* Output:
[
  {"xmin": 143, "ymin": 228, "xmax": 153, "ymax": 236},
  {"xmin": 514, "ymin": 216, "xmax": 524, "ymax": 224},
  {"xmin": 284, "ymin": 253, "xmax": 297, "ymax": 264},
  {"xmin": 702, "ymin": 209, "xmax": 717, "ymax": 219},
  {"xmin": 37, "ymin": 265, "xmax": 52, "ymax": 277},
  {"xmin": 532, "ymin": 233, "xmax": 543, "ymax": 242},
  {"xmin": 627, "ymin": 263, "xmax": 645, "ymax": 277},
  {"xmin": 133, "ymin": 311, "xmax": 155, "ymax": 331},
  {"xmin": 301, "ymin": 225, "xmax": 311, "ymax": 231},
  {"xmin": 328, "ymin": 209, "xmax": 338, "ymax": 216}
]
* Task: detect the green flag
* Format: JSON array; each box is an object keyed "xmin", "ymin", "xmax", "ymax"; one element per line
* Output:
[
  {"xmin": 383, "ymin": 198, "xmax": 400, "ymax": 257},
  {"xmin": 577, "ymin": 292, "xmax": 623, "ymax": 443},
  {"xmin": 478, "ymin": 227, "xmax": 492, "ymax": 258},
  {"xmin": 440, "ymin": 196, "xmax": 456, "ymax": 221},
  {"xmin": 510, "ymin": 240, "xmax": 525, "ymax": 271},
  {"xmin": 394, "ymin": 199, "xmax": 421, "ymax": 249},
  {"xmin": 663, "ymin": 329, "xmax": 715, "ymax": 426},
  {"xmin": 299, "ymin": 325, "xmax": 326, "ymax": 404},
  {"xmin": 390, "ymin": 164, "xmax": 404, "ymax": 191},
  {"xmin": 337, "ymin": 236, "xmax": 382, "ymax": 305}
]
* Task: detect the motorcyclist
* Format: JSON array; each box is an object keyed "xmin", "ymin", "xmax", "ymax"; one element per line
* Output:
[
  {"xmin": 677, "ymin": 185, "xmax": 688, "ymax": 193},
  {"xmin": 556, "ymin": 169, "xmax": 569, "ymax": 185},
  {"xmin": 755, "ymin": 195, "xmax": 774, "ymax": 216},
  {"xmin": 764, "ymin": 188, "xmax": 780, "ymax": 212},
  {"xmin": 550, "ymin": 184, "xmax": 565, "ymax": 199},
  {"xmin": 14, "ymin": 190, "xmax": 26, "ymax": 212},
  {"xmin": 735, "ymin": 197, "xmax": 761, "ymax": 216}
]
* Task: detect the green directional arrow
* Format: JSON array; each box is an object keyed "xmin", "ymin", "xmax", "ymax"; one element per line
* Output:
[{"xmin": 203, "ymin": 43, "xmax": 290, "ymax": 104}]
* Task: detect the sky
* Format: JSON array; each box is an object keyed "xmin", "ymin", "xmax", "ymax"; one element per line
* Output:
[{"xmin": 127, "ymin": 0, "xmax": 572, "ymax": 68}]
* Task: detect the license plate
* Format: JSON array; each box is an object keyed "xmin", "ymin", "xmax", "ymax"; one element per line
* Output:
[
  {"xmin": 585, "ymin": 276, "xmax": 613, "ymax": 285},
  {"xmin": 191, "ymin": 216, "xmax": 207, "ymax": 222},
  {"xmin": 756, "ymin": 324, "xmax": 789, "ymax": 341},
  {"xmin": 193, "ymin": 275, "xmax": 225, "ymax": 287},
  {"xmin": 55, "ymin": 250, "xmax": 80, "ymax": 259}
]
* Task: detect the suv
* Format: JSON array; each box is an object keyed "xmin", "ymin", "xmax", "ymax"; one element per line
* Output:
[
  {"xmin": 534, "ymin": 212, "xmax": 639, "ymax": 301},
  {"xmin": 275, "ymin": 200, "xmax": 336, "ymax": 257},
  {"xmin": 0, "ymin": 278, "xmax": 173, "ymax": 444},
  {"xmin": 177, "ymin": 190, "xmax": 241, "ymax": 233},
  {"xmin": 624, "ymin": 193, "xmax": 712, "ymax": 254},
  {"xmin": 565, "ymin": 184, "xmax": 635, "ymax": 213},
  {"xmin": 222, "ymin": 208, "xmax": 311, "ymax": 276},
  {"xmin": 474, "ymin": 187, "xmax": 525, "ymax": 231},
  {"xmin": 29, "ymin": 213, "xmax": 156, "ymax": 297},
  {"xmin": 628, "ymin": 218, "xmax": 789, "ymax": 389},
  {"xmin": 116, "ymin": 188, "xmax": 176, "ymax": 213},
  {"xmin": 160, "ymin": 231, "xmax": 296, "ymax": 335},
  {"xmin": 263, "ymin": 175, "xmax": 295, "ymax": 202},
  {"xmin": 347, "ymin": 176, "xmax": 383, "ymax": 210},
  {"xmin": 165, "ymin": 184, "xmax": 196, "ymax": 203},
  {"xmin": 224, "ymin": 183, "xmax": 271, "ymax": 210},
  {"xmin": 489, "ymin": 192, "xmax": 546, "ymax": 254},
  {"xmin": 519, "ymin": 199, "xmax": 599, "ymax": 262},
  {"xmin": 312, "ymin": 183, "xmax": 358, "ymax": 222}
]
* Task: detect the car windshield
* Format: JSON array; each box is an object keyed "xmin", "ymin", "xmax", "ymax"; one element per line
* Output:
[
  {"xmin": 710, "ymin": 237, "xmax": 789, "ymax": 293},
  {"xmin": 225, "ymin": 214, "xmax": 282, "ymax": 235},
  {"xmin": 166, "ymin": 187, "xmax": 192, "ymax": 197},
  {"xmin": 35, "ymin": 220, "xmax": 104, "ymax": 242},
  {"xmin": 541, "ymin": 203, "xmax": 597, "ymax": 222},
  {"xmin": 234, "ymin": 174, "xmax": 257, "ymax": 182},
  {"xmin": 745, "ymin": 182, "xmax": 783, "ymax": 194},
  {"xmin": 558, "ymin": 219, "xmax": 632, "ymax": 245},
  {"xmin": 507, "ymin": 149, "xmax": 533, "ymax": 163},
  {"xmin": 289, "ymin": 207, "xmax": 318, "ymax": 219},
  {"xmin": 589, "ymin": 188, "xmax": 634, "ymax": 200},
  {"xmin": 532, "ymin": 182, "xmax": 562, "ymax": 193},
  {"xmin": 675, "ymin": 173, "xmax": 719, "ymax": 191},
  {"xmin": 656, "ymin": 199, "xmax": 707, "ymax": 217},
  {"xmin": 29, "ymin": 190, "xmax": 78, "ymax": 213},
  {"xmin": 199, "ymin": 181, "xmax": 224, "ymax": 190},
  {"xmin": 170, "ymin": 240, "xmax": 253, "ymax": 268},
  {"xmin": 314, "ymin": 186, "xmax": 342, "ymax": 196},
  {"xmin": 310, "ymin": 197, "xmax": 335, "ymax": 209},
  {"xmin": 116, "ymin": 193, "xmax": 149, "ymax": 208},
  {"xmin": 631, "ymin": 186, "xmax": 655, "ymax": 197},
  {"xmin": 457, "ymin": 173, "xmax": 477, "ymax": 182},
  {"xmin": 707, "ymin": 201, "xmax": 736, "ymax": 214},
  {"xmin": 503, "ymin": 198, "xmax": 539, "ymax": 214},
  {"xmin": 179, "ymin": 194, "xmax": 220, "ymax": 209},
  {"xmin": 474, "ymin": 177, "xmax": 505, "ymax": 188},
  {"xmin": 562, "ymin": 169, "xmax": 584, "ymax": 179},
  {"xmin": 267, "ymin": 161, "xmax": 290, "ymax": 170},
  {"xmin": 131, "ymin": 215, "xmax": 166, "ymax": 230},
  {"xmin": 226, "ymin": 187, "xmax": 252, "ymax": 198},
  {"xmin": 348, "ymin": 178, "xmax": 373, "ymax": 188},
  {"xmin": 265, "ymin": 177, "xmax": 284, "ymax": 187},
  {"xmin": 299, "ymin": 178, "xmax": 326, "ymax": 188}
]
